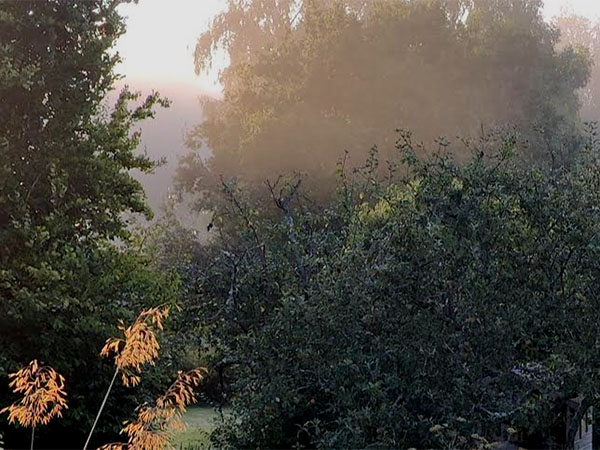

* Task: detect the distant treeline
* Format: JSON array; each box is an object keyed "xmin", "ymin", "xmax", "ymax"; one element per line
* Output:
[{"xmin": 178, "ymin": 0, "xmax": 595, "ymax": 207}]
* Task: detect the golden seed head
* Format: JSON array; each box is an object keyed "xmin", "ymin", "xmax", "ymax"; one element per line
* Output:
[
  {"xmin": 114, "ymin": 367, "xmax": 207, "ymax": 450},
  {"xmin": 100, "ymin": 306, "xmax": 170, "ymax": 387},
  {"xmin": 0, "ymin": 360, "xmax": 68, "ymax": 429}
]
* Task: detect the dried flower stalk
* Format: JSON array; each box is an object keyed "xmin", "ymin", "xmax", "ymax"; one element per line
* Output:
[
  {"xmin": 98, "ymin": 368, "xmax": 207, "ymax": 450},
  {"xmin": 84, "ymin": 306, "xmax": 170, "ymax": 450},
  {"xmin": 1, "ymin": 360, "xmax": 67, "ymax": 450}
]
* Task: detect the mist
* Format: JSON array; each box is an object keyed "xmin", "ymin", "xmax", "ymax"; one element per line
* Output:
[
  {"xmin": 121, "ymin": 0, "xmax": 600, "ymax": 214},
  {"xmin": 5, "ymin": 0, "xmax": 600, "ymax": 448}
]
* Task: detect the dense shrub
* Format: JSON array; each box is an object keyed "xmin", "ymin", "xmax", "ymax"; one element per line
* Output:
[{"xmin": 185, "ymin": 129, "xmax": 600, "ymax": 448}]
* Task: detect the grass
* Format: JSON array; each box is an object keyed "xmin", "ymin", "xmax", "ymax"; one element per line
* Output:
[{"xmin": 172, "ymin": 406, "xmax": 229, "ymax": 449}]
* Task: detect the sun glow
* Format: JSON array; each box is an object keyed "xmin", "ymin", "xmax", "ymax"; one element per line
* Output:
[
  {"xmin": 115, "ymin": 0, "xmax": 226, "ymax": 96},
  {"xmin": 115, "ymin": 0, "xmax": 600, "ymax": 98}
]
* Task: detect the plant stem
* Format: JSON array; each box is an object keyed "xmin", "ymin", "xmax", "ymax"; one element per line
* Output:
[
  {"xmin": 30, "ymin": 427, "xmax": 35, "ymax": 450},
  {"xmin": 83, "ymin": 368, "xmax": 119, "ymax": 450}
]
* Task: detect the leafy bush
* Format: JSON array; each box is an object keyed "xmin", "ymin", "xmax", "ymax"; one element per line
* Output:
[{"xmin": 185, "ymin": 129, "xmax": 600, "ymax": 448}]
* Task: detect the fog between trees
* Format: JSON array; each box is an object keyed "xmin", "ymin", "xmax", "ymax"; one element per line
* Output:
[
  {"xmin": 124, "ymin": 0, "xmax": 600, "ymax": 216},
  {"xmin": 5, "ymin": 1, "xmax": 600, "ymax": 448},
  {"xmin": 173, "ymin": 0, "xmax": 591, "ymax": 207}
]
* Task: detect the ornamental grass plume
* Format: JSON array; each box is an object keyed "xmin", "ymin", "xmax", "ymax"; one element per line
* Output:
[
  {"xmin": 101, "ymin": 306, "xmax": 170, "ymax": 387},
  {"xmin": 99, "ymin": 368, "xmax": 207, "ymax": 450},
  {"xmin": 0, "ymin": 360, "xmax": 67, "ymax": 450},
  {"xmin": 83, "ymin": 306, "xmax": 170, "ymax": 450}
]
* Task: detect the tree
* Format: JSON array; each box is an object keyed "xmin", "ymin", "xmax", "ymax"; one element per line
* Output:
[
  {"xmin": 0, "ymin": 1, "xmax": 176, "ymax": 446},
  {"xmin": 185, "ymin": 129, "xmax": 600, "ymax": 449},
  {"xmin": 178, "ymin": 0, "xmax": 590, "ymax": 205},
  {"xmin": 554, "ymin": 12, "xmax": 600, "ymax": 123}
]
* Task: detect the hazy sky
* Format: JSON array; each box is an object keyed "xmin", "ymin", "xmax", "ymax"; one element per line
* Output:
[
  {"xmin": 115, "ymin": 0, "xmax": 226, "ymax": 95},
  {"xmin": 544, "ymin": 0, "xmax": 600, "ymax": 20},
  {"xmin": 115, "ymin": 0, "xmax": 600, "ymax": 95}
]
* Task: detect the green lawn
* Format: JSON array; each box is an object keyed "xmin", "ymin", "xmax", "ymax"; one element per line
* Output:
[{"xmin": 172, "ymin": 406, "xmax": 229, "ymax": 449}]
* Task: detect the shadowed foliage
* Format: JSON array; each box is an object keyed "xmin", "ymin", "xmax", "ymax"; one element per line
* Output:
[
  {"xmin": 182, "ymin": 129, "xmax": 600, "ymax": 449},
  {"xmin": 0, "ymin": 1, "xmax": 178, "ymax": 447}
]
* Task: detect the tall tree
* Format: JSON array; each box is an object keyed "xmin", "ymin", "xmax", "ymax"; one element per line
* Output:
[
  {"xmin": 0, "ymin": 1, "xmax": 175, "ymax": 447},
  {"xmin": 179, "ymin": 0, "xmax": 590, "ymax": 205},
  {"xmin": 554, "ymin": 12, "xmax": 600, "ymax": 122}
]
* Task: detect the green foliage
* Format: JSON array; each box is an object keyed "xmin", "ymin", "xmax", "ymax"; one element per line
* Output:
[
  {"xmin": 179, "ymin": 0, "xmax": 591, "ymax": 204},
  {"xmin": 185, "ymin": 129, "xmax": 600, "ymax": 448},
  {"xmin": 0, "ymin": 1, "xmax": 176, "ymax": 447}
]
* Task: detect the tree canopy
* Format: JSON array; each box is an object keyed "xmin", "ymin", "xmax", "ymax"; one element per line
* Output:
[
  {"xmin": 178, "ymin": 0, "xmax": 591, "ymax": 204},
  {"xmin": 555, "ymin": 11, "xmax": 600, "ymax": 123},
  {"xmin": 0, "ymin": 1, "xmax": 176, "ymax": 446},
  {"xmin": 4, "ymin": 1, "xmax": 600, "ymax": 448}
]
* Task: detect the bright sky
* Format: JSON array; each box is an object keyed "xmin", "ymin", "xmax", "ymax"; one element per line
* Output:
[
  {"xmin": 114, "ymin": 0, "xmax": 600, "ymax": 94},
  {"xmin": 544, "ymin": 0, "xmax": 600, "ymax": 20},
  {"xmin": 115, "ymin": 0, "xmax": 226, "ymax": 95}
]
